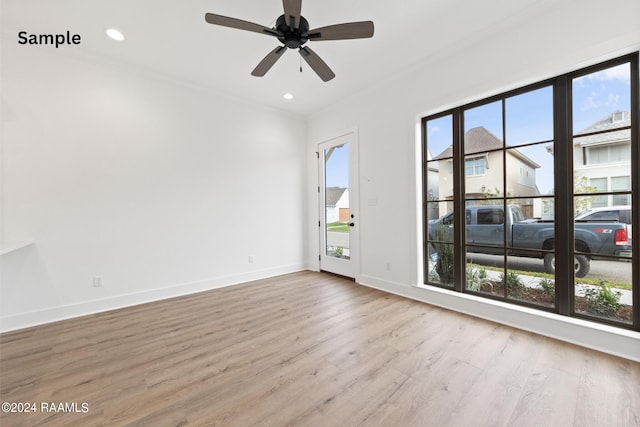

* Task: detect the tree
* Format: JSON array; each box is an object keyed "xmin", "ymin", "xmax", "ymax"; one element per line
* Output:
[
  {"xmin": 574, "ymin": 173, "xmax": 599, "ymax": 215},
  {"xmin": 541, "ymin": 173, "xmax": 598, "ymax": 218}
]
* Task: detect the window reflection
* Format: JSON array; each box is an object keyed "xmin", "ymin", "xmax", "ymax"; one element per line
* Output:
[
  {"xmin": 572, "ymin": 62, "xmax": 634, "ymax": 324},
  {"xmin": 423, "ymin": 55, "xmax": 637, "ymax": 329}
]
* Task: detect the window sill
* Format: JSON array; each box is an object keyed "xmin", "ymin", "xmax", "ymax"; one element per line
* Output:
[{"xmin": 415, "ymin": 282, "xmax": 639, "ymax": 360}]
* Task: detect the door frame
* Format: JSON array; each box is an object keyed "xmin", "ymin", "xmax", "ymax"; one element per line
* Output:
[{"xmin": 317, "ymin": 128, "xmax": 359, "ymax": 280}]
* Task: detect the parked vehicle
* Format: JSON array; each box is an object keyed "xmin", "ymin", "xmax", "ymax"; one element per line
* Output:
[
  {"xmin": 429, "ymin": 205, "xmax": 632, "ymax": 277},
  {"xmin": 575, "ymin": 205, "xmax": 632, "ymax": 251}
]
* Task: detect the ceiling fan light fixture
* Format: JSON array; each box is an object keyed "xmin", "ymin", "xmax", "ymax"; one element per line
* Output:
[
  {"xmin": 204, "ymin": 0, "xmax": 374, "ymax": 82},
  {"xmin": 105, "ymin": 28, "xmax": 125, "ymax": 41}
]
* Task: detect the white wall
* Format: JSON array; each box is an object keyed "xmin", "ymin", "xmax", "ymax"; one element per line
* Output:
[
  {"xmin": 307, "ymin": 0, "xmax": 640, "ymax": 360},
  {"xmin": 1, "ymin": 45, "xmax": 307, "ymax": 331}
]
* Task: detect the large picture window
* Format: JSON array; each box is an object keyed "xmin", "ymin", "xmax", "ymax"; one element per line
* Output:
[{"xmin": 422, "ymin": 53, "xmax": 638, "ymax": 330}]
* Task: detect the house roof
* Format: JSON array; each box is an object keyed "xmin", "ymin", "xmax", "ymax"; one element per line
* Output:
[
  {"xmin": 574, "ymin": 110, "xmax": 631, "ymax": 146},
  {"xmin": 433, "ymin": 127, "xmax": 504, "ymax": 159},
  {"xmin": 432, "ymin": 126, "xmax": 540, "ymax": 168},
  {"xmin": 325, "ymin": 187, "xmax": 347, "ymax": 206}
]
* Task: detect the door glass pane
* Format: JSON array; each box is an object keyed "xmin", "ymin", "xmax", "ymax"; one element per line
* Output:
[{"xmin": 324, "ymin": 144, "xmax": 350, "ymax": 259}]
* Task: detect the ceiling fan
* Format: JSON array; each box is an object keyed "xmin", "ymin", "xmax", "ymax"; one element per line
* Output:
[{"xmin": 204, "ymin": 0, "xmax": 374, "ymax": 82}]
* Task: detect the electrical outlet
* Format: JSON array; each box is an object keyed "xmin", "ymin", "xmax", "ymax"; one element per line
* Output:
[
  {"xmin": 385, "ymin": 262, "xmax": 391, "ymax": 271},
  {"xmin": 248, "ymin": 255, "xmax": 254, "ymax": 264},
  {"xmin": 93, "ymin": 276, "xmax": 103, "ymax": 287}
]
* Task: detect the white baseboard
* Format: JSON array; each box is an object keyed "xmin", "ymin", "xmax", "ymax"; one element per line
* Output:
[
  {"xmin": 358, "ymin": 274, "xmax": 640, "ymax": 362},
  {"xmin": 0, "ymin": 263, "xmax": 306, "ymax": 333},
  {"xmin": 304, "ymin": 261, "xmax": 320, "ymax": 272},
  {"xmin": 4, "ymin": 268, "xmax": 637, "ymax": 362}
]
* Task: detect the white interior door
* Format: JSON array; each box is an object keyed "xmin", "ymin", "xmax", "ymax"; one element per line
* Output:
[{"xmin": 318, "ymin": 131, "xmax": 358, "ymax": 278}]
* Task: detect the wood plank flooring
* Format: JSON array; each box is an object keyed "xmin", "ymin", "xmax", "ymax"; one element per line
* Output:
[{"xmin": 1, "ymin": 271, "xmax": 639, "ymax": 426}]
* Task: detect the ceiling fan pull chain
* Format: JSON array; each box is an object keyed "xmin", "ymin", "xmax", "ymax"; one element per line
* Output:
[{"xmin": 300, "ymin": 55, "xmax": 303, "ymax": 73}]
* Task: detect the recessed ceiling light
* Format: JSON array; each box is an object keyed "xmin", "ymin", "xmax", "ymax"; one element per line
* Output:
[
  {"xmin": 105, "ymin": 28, "xmax": 125, "ymax": 41},
  {"xmin": 283, "ymin": 93, "xmax": 294, "ymax": 100}
]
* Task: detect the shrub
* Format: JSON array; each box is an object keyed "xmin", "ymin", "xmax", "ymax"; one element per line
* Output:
[
  {"xmin": 501, "ymin": 271, "xmax": 524, "ymax": 297},
  {"xmin": 584, "ymin": 281, "xmax": 621, "ymax": 318},
  {"xmin": 466, "ymin": 266, "xmax": 489, "ymax": 291},
  {"xmin": 428, "ymin": 269, "xmax": 440, "ymax": 282},
  {"xmin": 433, "ymin": 225, "xmax": 454, "ymax": 284},
  {"xmin": 328, "ymin": 246, "xmax": 343, "ymax": 258},
  {"xmin": 539, "ymin": 278, "xmax": 555, "ymax": 297}
]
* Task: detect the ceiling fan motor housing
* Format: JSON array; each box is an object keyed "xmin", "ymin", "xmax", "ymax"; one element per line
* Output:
[
  {"xmin": 204, "ymin": 4, "xmax": 374, "ymax": 82},
  {"xmin": 275, "ymin": 15, "xmax": 310, "ymax": 49}
]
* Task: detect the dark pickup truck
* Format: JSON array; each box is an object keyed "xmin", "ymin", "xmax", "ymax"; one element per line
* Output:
[{"xmin": 429, "ymin": 205, "xmax": 632, "ymax": 277}]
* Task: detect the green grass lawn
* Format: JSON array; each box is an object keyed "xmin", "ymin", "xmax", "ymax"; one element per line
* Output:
[
  {"xmin": 466, "ymin": 263, "xmax": 631, "ymax": 290},
  {"xmin": 327, "ymin": 222, "xmax": 349, "ymax": 232}
]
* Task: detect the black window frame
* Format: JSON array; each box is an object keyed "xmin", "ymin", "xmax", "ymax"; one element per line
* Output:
[{"xmin": 422, "ymin": 52, "xmax": 639, "ymax": 331}]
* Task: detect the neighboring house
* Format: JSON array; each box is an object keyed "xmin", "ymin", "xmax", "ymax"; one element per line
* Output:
[
  {"xmin": 325, "ymin": 187, "xmax": 349, "ymax": 223},
  {"xmin": 573, "ymin": 110, "xmax": 631, "ymax": 208},
  {"xmin": 425, "ymin": 149, "xmax": 441, "ymax": 220},
  {"xmin": 432, "ymin": 126, "xmax": 540, "ymax": 217}
]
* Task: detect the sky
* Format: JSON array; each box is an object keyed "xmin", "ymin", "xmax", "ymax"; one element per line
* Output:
[
  {"xmin": 324, "ymin": 143, "xmax": 349, "ymax": 188},
  {"xmin": 426, "ymin": 62, "xmax": 632, "ymax": 195},
  {"xmin": 324, "ymin": 63, "xmax": 632, "ymax": 193}
]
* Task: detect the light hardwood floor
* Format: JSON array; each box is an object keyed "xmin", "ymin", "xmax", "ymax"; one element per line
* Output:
[{"xmin": 1, "ymin": 271, "xmax": 639, "ymax": 426}]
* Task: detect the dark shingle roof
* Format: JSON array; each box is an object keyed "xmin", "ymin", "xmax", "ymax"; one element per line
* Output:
[
  {"xmin": 574, "ymin": 110, "xmax": 630, "ymax": 146},
  {"xmin": 432, "ymin": 126, "xmax": 540, "ymax": 168},
  {"xmin": 432, "ymin": 127, "xmax": 506, "ymax": 160},
  {"xmin": 325, "ymin": 187, "xmax": 347, "ymax": 206}
]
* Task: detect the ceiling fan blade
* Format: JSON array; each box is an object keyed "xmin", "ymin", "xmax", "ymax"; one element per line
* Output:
[
  {"xmin": 308, "ymin": 21, "xmax": 374, "ymax": 41},
  {"xmin": 299, "ymin": 46, "xmax": 335, "ymax": 82},
  {"xmin": 205, "ymin": 13, "xmax": 278, "ymax": 37},
  {"xmin": 251, "ymin": 46, "xmax": 287, "ymax": 77},
  {"xmin": 282, "ymin": 0, "xmax": 302, "ymax": 29}
]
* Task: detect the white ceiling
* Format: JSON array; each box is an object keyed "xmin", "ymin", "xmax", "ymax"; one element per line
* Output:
[{"xmin": 2, "ymin": 0, "xmax": 557, "ymax": 116}]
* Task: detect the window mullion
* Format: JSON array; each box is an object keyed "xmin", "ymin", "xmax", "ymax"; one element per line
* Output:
[
  {"xmin": 631, "ymin": 55, "xmax": 640, "ymax": 330},
  {"xmin": 553, "ymin": 76, "xmax": 573, "ymax": 315},
  {"xmin": 453, "ymin": 109, "xmax": 465, "ymax": 292},
  {"xmin": 502, "ymin": 99, "xmax": 508, "ymax": 299}
]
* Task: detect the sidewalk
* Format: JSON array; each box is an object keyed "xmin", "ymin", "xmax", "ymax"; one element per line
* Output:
[{"xmin": 473, "ymin": 266, "xmax": 633, "ymax": 305}]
